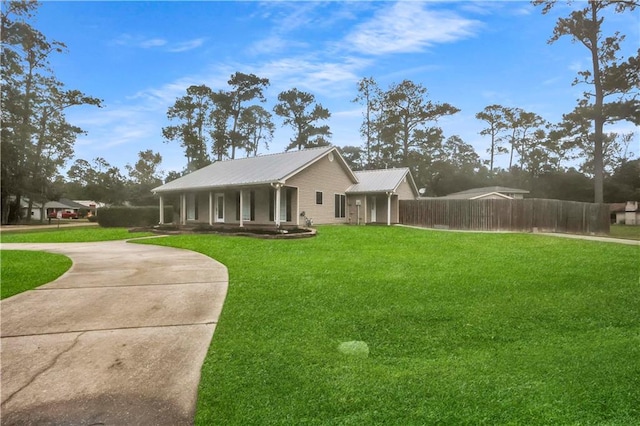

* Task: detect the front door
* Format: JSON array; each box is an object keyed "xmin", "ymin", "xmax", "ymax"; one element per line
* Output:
[
  {"xmin": 370, "ymin": 196, "xmax": 377, "ymax": 223},
  {"xmin": 215, "ymin": 193, "xmax": 225, "ymax": 223}
]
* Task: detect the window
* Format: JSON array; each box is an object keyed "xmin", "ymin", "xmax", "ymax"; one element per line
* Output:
[
  {"xmin": 270, "ymin": 188, "xmax": 291, "ymax": 222},
  {"xmin": 316, "ymin": 191, "xmax": 323, "ymax": 205},
  {"xmin": 335, "ymin": 194, "xmax": 346, "ymax": 218},
  {"xmin": 236, "ymin": 191, "xmax": 255, "ymax": 221}
]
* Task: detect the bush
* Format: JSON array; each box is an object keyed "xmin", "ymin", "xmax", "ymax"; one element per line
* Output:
[{"xmin": 97, "ymin": 206, "xmax": 173, "ymax": 228}]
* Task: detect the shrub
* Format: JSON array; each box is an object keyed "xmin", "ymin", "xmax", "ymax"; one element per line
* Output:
[{"xmin": 97, "ymin": 206, "xmax": 173, "ymax": 228}]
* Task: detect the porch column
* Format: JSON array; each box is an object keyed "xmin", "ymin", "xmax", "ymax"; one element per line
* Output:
[
  {"xmin": 181, "ymin": 193, "xmax": 186, "ymax": 225},
  {"xmin": 274, "ymin": 184, "xmax": 282, "ymax": 227},
  {"xmin": 386, "ymin": 192, "xmax": 392, "ymax": 226},
  {"xmin": 159, "ymin": 195, "xmax": 164, "ymax": 224},
  {"xmin": 209, "ymin": 192, "xmax": 213, "ymax": 225},
  {"xmin": 239, "ymin": 189, "xmax": 244, "ymax": 228}
]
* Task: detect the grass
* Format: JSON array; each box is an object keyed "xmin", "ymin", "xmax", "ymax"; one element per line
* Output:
[
  {"xmin": 1, "ymin": 250, "xmax": 72, "ymax": 299},
  {"xmin": 0, "ymin": 227, "xmax": 152, "ymax": 243},
  {"xmin": 137, "ymin": 226, "xmax": 640, "ymax": 425},
  {"xmin": 610, "ymin": 224, "xmax": 640, "ymax": 240},
  {"xmin": 0, "ymin": 227, "xmax": 151, "ymax": 299}
]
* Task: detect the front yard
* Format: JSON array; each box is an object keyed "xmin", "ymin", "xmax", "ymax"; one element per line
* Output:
[
  {"xmin": 142, "ymin": 226, "xmax": 639, "ymax": 425},
  {"xmin": 2, "ymin": 225, "xmax": 638, "ymax": 424}
]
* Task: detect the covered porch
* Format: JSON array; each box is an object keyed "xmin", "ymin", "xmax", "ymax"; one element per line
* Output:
[
  {"xmin": 347, "ymin": 192, "xmax": 401, "ymax": 226},
  {"xmin": 157, "ymin": 184, "xmax": 300, "ymax": 228}
]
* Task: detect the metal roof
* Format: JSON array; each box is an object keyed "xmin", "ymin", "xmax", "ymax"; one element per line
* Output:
[
  {"xmin": 347, "ymin": 168, "xmax": 415, "ymax": 194},
  {"xmin": 153, "ymin": 146, "xmax": 356, "ymax": 193},
  {"xmin": 433, "ymin": 186, "xmax": 530, "ymax": 200}
]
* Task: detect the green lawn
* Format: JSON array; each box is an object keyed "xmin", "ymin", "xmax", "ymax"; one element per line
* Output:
[
  {"xmin": 0, "ymin": 227, "xmax": 151, "ymax": 298},
  {"xmin": 0, "ymin": 227, "xmax": 152, "ymax": 243},
  {"xmin": 1, "ymin": 250, "xmax": 72, "ymax": 299},
  {"xmin": 138, "ymin": 226, "xmax": 640, "ymax": 425},
  {"xmin": 610, "ymin": 224, "xmax": 640, "ymax": 240}
]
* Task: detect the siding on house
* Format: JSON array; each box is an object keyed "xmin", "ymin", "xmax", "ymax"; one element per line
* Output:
[{"xmin": 286, "ymin": 153, "xmax": 356, "ymax": 224}]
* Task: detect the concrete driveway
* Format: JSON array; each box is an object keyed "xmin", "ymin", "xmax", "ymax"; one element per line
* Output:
[{"xmin": 0, "ymin": 238, "xmax": 228, "ymax": 425}]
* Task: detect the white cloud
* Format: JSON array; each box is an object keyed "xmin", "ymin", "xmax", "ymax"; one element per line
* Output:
[
  {"xmin": 344, "ymin": 2, "xmax": 480, "ymax": 55},
  {"xmin": 167, "ymin": 38, "xmax": 207, "ymax": 53},
  {"xmin": 111, "ymin": 34, "xmax": 205, "ymax": 53},
  {"xmin": 139, "ymin": 38, "xmax": 167, "ymax": 48}
]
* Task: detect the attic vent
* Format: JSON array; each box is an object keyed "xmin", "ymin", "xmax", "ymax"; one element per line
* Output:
[{"xmin": 328, "ymin": 152, "xmax": 334, "ymax": 162}]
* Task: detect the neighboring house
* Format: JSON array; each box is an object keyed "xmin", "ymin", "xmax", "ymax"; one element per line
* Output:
[
  {"xmin": 434, "ymin": 186, "xmax": 530, "ymax": 200},
  {"xmin": 611, "ymin": 201, "xmax": 640, "ymax": 225},
  {"xmin": 17, "ymin": 197, "xmax": 43, "ymax": 221},
  {"xmin": 73, "ymin": 200, "xmax": 105, "ymax": 216},
  {"xmin": 44, "ymin": 201, "xmax": 74, "ymax": 218},
  {"xmin": 152, "ymin": 146, "xmax": 419, "ymax": 227}
]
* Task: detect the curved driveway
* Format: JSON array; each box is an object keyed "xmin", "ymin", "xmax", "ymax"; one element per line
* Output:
[{"xmin": 0, "ymin": 238, "xmax": 228, "ymax": 425}]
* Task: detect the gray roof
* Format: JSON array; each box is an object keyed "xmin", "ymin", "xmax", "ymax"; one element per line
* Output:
[
  {"xmin": 153, "ymin": 146, "xmax": 356, "ymax": 193},
  {"xmin": 347, "ymin": 168, "xmax": 416, "ymax": 194},
  {"xmin": 438, "ymin": 186, "xmax": 530, "ymax": 199},
  {"xmin": 43, "ymin": 201, "xmax": 73, "ymax": 209}
]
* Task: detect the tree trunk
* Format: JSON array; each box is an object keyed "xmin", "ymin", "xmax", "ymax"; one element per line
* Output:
[{"xmin": 590, "ymin": 1, "xmax": 604, "ymax": 203}]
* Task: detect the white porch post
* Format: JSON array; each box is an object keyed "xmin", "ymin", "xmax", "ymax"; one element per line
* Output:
[
  {"xmin": 239, "ymin": 189, "xmax": 244, "ymax": 228},
  {"xmin": 387, "ymin": 192, "xmax": 392, "ymax": 226},
  {"xmin": 208, "ymin": 192, "xmax": 213, "ymax": 225},
  {"xmin": 159, "ymin": 195, "xmax": 164, "ymax": 224},
  {"xmin": 181, "ymin": 193, "xmax": 186, "ymax": 225},
  {"xmin": 275, "ymin": 184, "xmax": 282, "ymax": 227}
]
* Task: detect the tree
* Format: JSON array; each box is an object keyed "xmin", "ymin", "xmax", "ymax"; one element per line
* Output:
[
  {"xmin": 352, "ymin": 77, "xmax": 382, "ymax": 166},
  {"xmin": 379, "ymin": 80, "xmax": 460, "ymax": 166},
  {"xmin": 475, "ymin": 105, "xmax": 508, "ymax": 172},
  {"xmin": 125, "ymin": 150, "xmax": 164, "ymax": 206},
  {"xmin": 226, "ymin": 72, "xmax": 270, "ymax": 159},
  {"xmin": 162, "ymin": 84, "xmax": 213, "ymax": 170},
  {"xmin": 340, "ymin": 145, "xmax": 365, "ymax": 171},
  {"xmin": 534, "ymin": 0, "xmax": 639, "ymax": 203},
  {"xmin": 273, "ymin": 88, "xmax": 331, "ymax": 151},
  {"xmin": 67, "ymin": 157, "xmax": 127, "ymax": 205},
  {"xmin": 1, "ymin": 0, "xmax": 102, "ymax": 223},
  {"xmin": 238, "ymin": 105, "xmax": 274, "ymax": 157},
  {"xmin": 439, "ymin": 135, "xmax": 481, "ymax": 173}
]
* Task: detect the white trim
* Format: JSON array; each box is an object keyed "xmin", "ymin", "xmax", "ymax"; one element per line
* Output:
[
  {"xmin": 159, "ymin": 196, "xmax": 164, "ymax": 224},
  {"xmin": 215, "ymin": 193, "xmax": 225, "ymax": 223},
  {"xmin": 208, "ymin": 192, "xmax": 213, "ymax": 225}
]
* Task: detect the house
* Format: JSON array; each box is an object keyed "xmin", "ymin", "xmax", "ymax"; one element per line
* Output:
[
  {"xmin": 434, "ymin": 186, "xmax": 530, "ymax": 200},
  {"xmin": 151, "ymin": 146, "xmax": 419, "ymax": 227},
  {"xmin": 611, "ymin": 201, "xmax": 640, "ymax": 225}
]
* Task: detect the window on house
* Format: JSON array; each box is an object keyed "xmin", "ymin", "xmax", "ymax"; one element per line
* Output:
[
  {"xmin": 236, "ymin": 191, "xmax": 255, "ymax": 221},
  {"xmin": 269, "ymin": 188, "xmax": 291, "ymax": 222},
  {"xmin": 316, "ymin": 191, "xmax": 323, "ymax": 205},
  {"xmin": 335, "ymin": 194, "xmax": 346, "ymax": 218}
]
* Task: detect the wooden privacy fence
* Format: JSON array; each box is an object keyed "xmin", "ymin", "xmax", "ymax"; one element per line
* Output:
[{"xmin": 399, "ymin": 199, "xmax": 610, "ymax": 235}]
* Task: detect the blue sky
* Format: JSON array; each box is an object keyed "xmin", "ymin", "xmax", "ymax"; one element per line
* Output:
[{"xmin": 34, "ymin": 1, "xmax": 639, "ymax": 175}]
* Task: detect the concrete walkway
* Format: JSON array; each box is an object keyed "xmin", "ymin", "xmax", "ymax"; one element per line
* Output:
[{"xmin": 0, "ymin": 239, "xmax": 228, "ymax": 425}]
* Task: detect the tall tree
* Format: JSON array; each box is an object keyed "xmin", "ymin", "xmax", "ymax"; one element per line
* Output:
[
  {"xmin": 352, "ymin": 77, "xmax": 382, "ymax": 166},
  {"xmin": 502, "ymin": 107, "xmax": 547, "ymax": 170},
  {"xmin": 534, "ymin": 0, "xmax": 639, "ymax": 203},
  {"xmin": 273, "ymin": 88, "xmax": 331, "ymax": 151},
  {"xmin": 238, "ymin": 105, "xmax": 274, "ymax": 157},
  {"xmin": 380, "ymin": 80, "xmax": 459, "ymax": 166},
  {"xmin": 125, "ymin": 150, "xmax": 164, "ymax": 206},
  {"xmin": 162, "ymin": 84, "xmax": 213, "ymax": 170},
  {"xmin": 226, "ymin": 72, "xmax": 270, "ymax": 159},
  {"xmin": 67, "ymin": 157, "xmax": 127, "ymax": 205},
  {"xmin": 1, "ymin": 0, "xmax": 102, "ymax": 223},
  {"xmin": 475, "ymin": 105, "xmax": 508, "ymax": 172}
]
